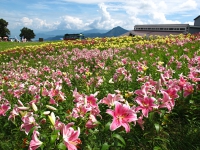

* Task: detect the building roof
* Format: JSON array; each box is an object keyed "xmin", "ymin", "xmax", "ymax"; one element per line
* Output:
[
  {"xmin": 189, "ymin": 25, "xmax": 200, "ymax": 29},
  {"xmin": 134, "ymin": 24, "xmax": 189, "ymax": 28},
  {"xmin": 194, "ymin": 15, "xmax": 200, "ymax": 20}
]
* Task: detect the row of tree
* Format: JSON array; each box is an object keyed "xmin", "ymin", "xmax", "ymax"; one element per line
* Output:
[{"xmin": 0, "ymin": 18, "xmax": 35, "ymax": 41}]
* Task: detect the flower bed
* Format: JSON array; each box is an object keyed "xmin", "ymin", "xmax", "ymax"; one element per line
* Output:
[{"xmin": 0, "ymin": 34, "xmax": 200, "ymax": 150}]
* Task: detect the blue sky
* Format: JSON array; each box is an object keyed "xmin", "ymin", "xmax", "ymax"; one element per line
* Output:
[{"xmin": 0, "ymin": 0, "xmax": 200, "ymax": 36}]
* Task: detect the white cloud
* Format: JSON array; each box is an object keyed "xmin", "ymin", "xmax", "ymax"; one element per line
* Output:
[
  {"xmin": 34, "ymin": 18, "xmax": 58, "ymax": 30},
  {"xmin": 57, "ymin": 16, "xmax": 84, "ymax": 29},
  {"xmin": 99, "ymin": 3, "xmax": 111, "ymax": 21},
  {"xmin": 88, "ymin": 3, "xmax": 122, "ymax": 29},
  {"xmin": 21, "ymin": 17, "xmax": 33, "ymax": 26},
  {"xmin": 123, "ymin": 0, "xmax": 192, "ymax": 25},
  {"xmin": 19, "ymin": 17, "xmax": 59, "ymax": 31},
  {"xmin": 148, "ymin": 12, "xmax": 181, "ymax": 24},
  {"xmin": 178, "ymin": 0, "xmax": 197, "ymax": 11},
  {"xmin": 185, "ymin": 21, "xmax": 194, "ymax": 25}
]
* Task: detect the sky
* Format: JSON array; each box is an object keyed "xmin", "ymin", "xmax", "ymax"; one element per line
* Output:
[{"xmin": 0, "ymin": 0, "xmax": 200, "ymax": 37}]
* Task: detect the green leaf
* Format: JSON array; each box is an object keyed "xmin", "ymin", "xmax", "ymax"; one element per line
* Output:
[
  {"xmin": 105, "ymin": 122, "xmax": 111, "ymax": 131},
  {"xmin": 154, "ymin": 137, "xmax": 169, "ymax": 143},
  {"xmin": 154, "ymin": 123, "xmax": 160, "ymax": 133},
  {"xmin": 116, "ymin": 142, "xmax": 124, "ymax": 147},
  {"xmin": 160, "ymin": 110, "xmax": 166, "ymax": 117},
  {"xmin": 112, "ymin": 133, "xmax": 126, "ymax": 146},
  {"xmin": 149, "ymin": 112, "xmax": 155, "ymax": 122},
  {"xmin": 153, "ymin": 146, "xmax": 162, "ymax": 150},
  {"xmin": 189, "ymin": 100, "xmax": 194, "ymax": 104},
  {"xmin": 57, "ymin": 142, "xmax": 66, "ymax": 150},
  {"xmin": 50, "ymin": 134, "xmax": 57, "ymax": 144},
  {"xmin": 3, "ymin": 122, "xmax": 9, "ymax": 128},
  {"xmin": 52, "ymin": 129, "xmax": 60, "ymax": 135},
  {"xmin": 101, "ymin": 142, "xmax": 110, "ymax": 150}
]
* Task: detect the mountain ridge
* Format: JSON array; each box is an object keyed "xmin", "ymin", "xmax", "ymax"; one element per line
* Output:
[{"xmin": 37, "ymin": 26, "xmax": 129, "ymax": 41}]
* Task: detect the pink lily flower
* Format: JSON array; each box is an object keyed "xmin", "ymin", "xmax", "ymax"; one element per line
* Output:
[
  {"xmin": 135, "ymin": 96, "xmax": 157, "ymax": 118},
  {"xmin": 54, "ymin": 119, "xmax": 65, "ymax": 131},
  {"xmin": 100, "ymin": 93, "xmax": 124, "ymax": 108},
  {"xmin": 21, "ymin": 112, "xmax": 38, "ymax": 135},
  {"xmin": 106, "ymin": 101, "xmax": 137, "ymax": 133},
  {"xmin": 62, "ymin": 123, "xmax": 81, "ymax": 150},
  {"xmin": 159, "ymin": 91, "xmax": 174, "ymax": 112},
  {"xmin": 85, "ymin": 114, "xmax": 98, "ymax": 129},
  {"xmin": 164, "ymin": 87, "xmax": 179, "ymax": 100},
  {"xmin": 71, "ymin": 103, "xmax": 91, "ymax": 118},
  {"xmin": 85, "ymin": 94, "xmax": 98, "ymax": 107},
  {"xmin": 178, "ymin": 75, "xmax": 187, "ymax": 88},
  {"xmin": 8, "ymin": 105, "xmax": 19, "ymax": 121},
  {"xmin": 29, "ymin": 130, "xmax": 43, "ymax": 150},
  {"xmin": 0, "ymin": 100, "xmax": 10, "ymax": 116},
  {"xmin": 183, "ymin": 82, "xmax": 194, "ymax": 97}
]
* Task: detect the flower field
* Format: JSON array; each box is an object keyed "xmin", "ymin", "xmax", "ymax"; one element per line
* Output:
[{"xmin": 0, "ymin": 34, "xmax": 200, "ymax": 150}]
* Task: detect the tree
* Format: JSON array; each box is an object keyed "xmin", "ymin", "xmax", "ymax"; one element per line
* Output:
[
  {"xmin": 19, "ymin": 27, "xmax": 35, "ymax": 41},
  {"xmin": 0, "ymin": 18, "xmax": 10, "ymax": 38}
]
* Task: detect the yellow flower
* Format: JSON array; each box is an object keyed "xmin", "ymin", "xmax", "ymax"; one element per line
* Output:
[
  {"xmin": 19, "ymin": 111, "xmax": 27, "ymax": 117},
  {"xmin": 142, "ymin": 65, "xmax": 148, "ymax": 71},
  {"xmin": 124, "ymin": 91, "xmax": 133, "ymax": 98},
  {"xmin": 158, "ymin": 61, "xmax": 164, "ymax": 66},
  {"xmin": 85, "ymin": 71, "xmax": 92, "ymax": 77}
]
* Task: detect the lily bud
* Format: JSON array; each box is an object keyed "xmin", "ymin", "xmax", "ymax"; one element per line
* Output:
[
  {"xmin": 43, "ymin": 111, "xmax": 51, "ymax": 115},
  {"xmin": 46, "ymin": 105, "xmax": 57, "ymax": 111},
  {"xmin": 156, "ymin": 79, "xmax": 161, "ymax": 92},
  {"xmin": 32, "ymin": 103, "xmax": 38, "ymax": 112},
  {"xmin": 48, "ymin": 112, "xmax": 56, "ymax": 126},
  {"xmin": 18, "ymin": 106, "xmax": 30, "ymax": 110},
  {"xmin": 18, "ymin": 100, "xmax": 24, "ymax": 106},
  {"xmin": 109, "ymin": 78, "xmax": 114, "ymax": 83}
]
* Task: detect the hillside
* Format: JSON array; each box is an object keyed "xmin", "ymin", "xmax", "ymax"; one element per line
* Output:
[{"xmin": 84, "ymin": 26, "xmax": 129, "ymax": 38}]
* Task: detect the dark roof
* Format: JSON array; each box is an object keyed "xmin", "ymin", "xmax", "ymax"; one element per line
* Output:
[{"xmin": 194, "ymin": 15, "xmax": 200, "ymax": 20}]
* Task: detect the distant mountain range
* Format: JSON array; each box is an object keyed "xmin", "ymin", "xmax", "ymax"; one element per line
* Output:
[{"xmin": 35, "ymin": 26, "xmax": 129, "ymax": 41}]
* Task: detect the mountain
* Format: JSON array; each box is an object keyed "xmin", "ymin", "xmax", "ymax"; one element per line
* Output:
[
  {"xmin": 35, "ymin": 33, "xmax": 55, "ymax": 40},
  {"xmin": 84, "ymin": 26, "xmax": 129, "ymax": 38},
  {"xmin": 104, "ymin": 26, "xmax": 129, "ymax": 37},
  {"xmin": 45, "ymin": 35, "xmax": 63, "ymax": 41},
  {"xmin": 43, "ymin": 26, "xmax": 129, "ymax": 41}
]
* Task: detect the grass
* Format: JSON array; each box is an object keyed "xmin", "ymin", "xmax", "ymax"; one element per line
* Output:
[{"xmin": 0, "ymin": 41, "xmax": 60, "ymax": 52}]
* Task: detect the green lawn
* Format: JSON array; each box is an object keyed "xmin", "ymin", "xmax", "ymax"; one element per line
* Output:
[{"xmin": 0, "ymin": 41, "xmax": 59, "ymax": 52}]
